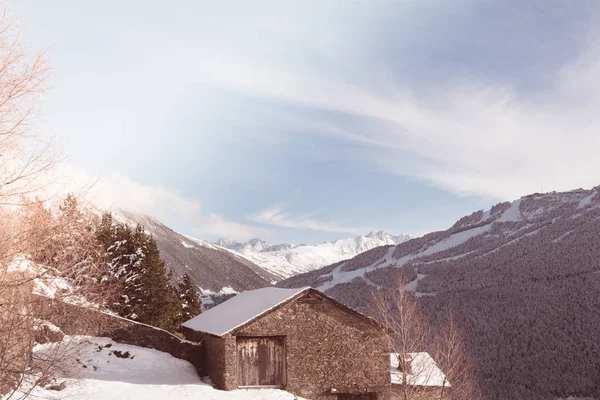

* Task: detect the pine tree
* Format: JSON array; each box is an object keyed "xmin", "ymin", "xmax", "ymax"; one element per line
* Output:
[
  {"xmin": 96, "ymin": 217, "xmax": 183, "ymax": 332},
  {"xmin": 96, "ymin": 215, "xmax": 142, "ymax": 315},
  {"xmin": 177, "ymin": 273, "xmax": 202, "ymax": 322},
  {"xmin": 134, "ymin": 231, "xmax": 182, "ymax": 332}
]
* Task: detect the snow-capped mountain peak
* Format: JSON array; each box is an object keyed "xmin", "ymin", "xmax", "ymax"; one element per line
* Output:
[
  {"xmin": 263, "ymin": 243, "xmax": 298, "ymax": 252},
  {"xmin": 364, "ymin": 230, "xmax": 411, "ymax": 244},
  {"xmin": 215, "ymin": 238, "xmax": 271, "ymax": 253},
  {"xmin": 245, "ymin": 238, "xmax": 270, "ymax": 252},
  {"xmin": 214, "ymin": 231, "xmax": 411, "ymax": 280},
  {"xmin": 213, "ymin": 238, "xmax": 241, "ymax": 249}
]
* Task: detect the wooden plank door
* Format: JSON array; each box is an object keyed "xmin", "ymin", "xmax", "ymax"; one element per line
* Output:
[{"xmin": 236, "ymin": 336, "xmax": 284, "ymax": 387}]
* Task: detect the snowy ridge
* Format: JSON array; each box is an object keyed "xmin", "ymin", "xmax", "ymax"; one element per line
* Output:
[
  {"xmin": 279, "ymin": 186, "xmax": 600, "ymax": 297},
  {"xmin": 215, "ymin": 231, "xmax": 411, "ymax": 280},
  {"xmin": 312, "ymin": 221, "xmax": 492, "ymax": 294},
  {"xmin": 183, "ymin": 234, "xmax": 221, "ymax": 251}
]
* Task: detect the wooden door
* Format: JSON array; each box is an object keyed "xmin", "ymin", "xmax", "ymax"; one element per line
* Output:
[{"xmin": 236, "ymin": 336, "xmax": 284, "ymax": 387}]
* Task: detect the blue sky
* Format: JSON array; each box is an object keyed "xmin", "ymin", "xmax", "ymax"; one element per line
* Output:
[{"xmin": 11, "ymin": 1, "xmax": 600, "ymax": 244}]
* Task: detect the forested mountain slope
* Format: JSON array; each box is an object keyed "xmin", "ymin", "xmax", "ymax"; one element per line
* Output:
[
  {"xmin": 279, "ymin": 187, "xmax": 600, "ymax": 400},
  {"xmin": 115, "ymin": 211, "xmax": 274, "ymax": 293}
]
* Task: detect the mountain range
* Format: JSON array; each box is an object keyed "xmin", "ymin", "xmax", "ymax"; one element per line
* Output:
[
  {"xmin": 110, "ymin": 209, "xmax": 409, "ymax": 293},
  {"xmin": 92, "ymin": 186, "xmax": 600, "ymax": 399},
  {"xmin": 278, "ymin": 187, "xmax": 600, "ymax": 400},
  {"xmin": 213, "ymin": 231, "xmax": 411, "ymax": 279}
]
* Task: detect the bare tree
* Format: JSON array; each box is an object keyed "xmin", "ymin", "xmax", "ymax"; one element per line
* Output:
[
  {"xmin": 21, "ymin": 197, "xmax": 106, "ymax": 292},
  {"xmin": 0, "ymin": 271, "xmax": 34, "ymax": 396},
  {"xmin": 0, "ymin": 9, "xmax": 57, "ymax": 204},
  {"xmin": 0, "ymin": 7, "xmax": 77, "ymax": 398},
  {"xmin": 431, "ymin": 312, "xmax": 482, "ymax": 400},
  {"xmin": 372, "ymin": 274, "xmax": 430, "ymax": 400},
  {"xmin": 371, "ymin": 273, "xmax": 481, "ymax": 400}
]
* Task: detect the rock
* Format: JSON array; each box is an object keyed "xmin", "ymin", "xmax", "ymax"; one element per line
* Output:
[
  {"xmin": 111, "ymin": 350, "xmax": 132, "ymax": 359},
  {"xmin": 46, "ymin": 381, "xmax": 67, "ymax": 391}
]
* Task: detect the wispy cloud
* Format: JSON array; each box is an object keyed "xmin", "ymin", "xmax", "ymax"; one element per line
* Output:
[
  {"xmin": 42, "ymin": 164, "xmax": 268, "ymax": 240},
  {"xmin": 199, "ymin": 213, "xmax": 272, "ymax": 240},
  {"xmin": 173, "ymin": 12, "xmax": 600, "ymax": 201},
  {"xmin": 249, "ymin": 205, "xmax": 359, "ymax": 234},
  {"xmin": 16, "ymin": 0, "xmax": 600, "ymax": 244}
]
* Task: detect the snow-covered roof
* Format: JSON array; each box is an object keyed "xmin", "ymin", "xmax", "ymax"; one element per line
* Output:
[
  {"xmin": 390, "ymin": 352, "xmax": 449, "ymax": 387},
  {"xmin": 181, "ymin": 287, "xmax": 310, "ymax": 336}
]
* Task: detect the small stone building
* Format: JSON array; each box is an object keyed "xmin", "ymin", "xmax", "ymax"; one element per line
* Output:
[
  {"xmin": 182, "ymin": 287, "xmax": 391, "ymax": 400},
  {"xmin": 390, "ymin": 352, "xmax": 450, "ymax": 400}
]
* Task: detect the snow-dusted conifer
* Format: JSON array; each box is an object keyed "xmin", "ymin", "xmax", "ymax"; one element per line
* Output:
[
  {"xmin": 134, "ymin": 230, "xmax": 182, "ymax": 332},
  {"xmin": 97, "ymin": 215, "xmax": 182, "ymax": 332},
  {"xmin": 177, "ymin": 273, "xmax": 202, "ymax": 322}
]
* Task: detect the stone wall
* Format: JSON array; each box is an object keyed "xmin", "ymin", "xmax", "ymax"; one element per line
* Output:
[
  {"xmin": 220, "ymin": 291, "xmax": 391, "ymax": 399},
  {"xmin": 181, "ymin": 328, "xmax": 229, "ymax": 390},
  {"xmin": 36, "ymin": 296, "xmax": 203, "ymax": 372}
]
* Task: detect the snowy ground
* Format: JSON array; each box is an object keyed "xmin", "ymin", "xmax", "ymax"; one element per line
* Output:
[{"xmin": 17, "ymin": 336, "xmax": 304, "ymax": 400}]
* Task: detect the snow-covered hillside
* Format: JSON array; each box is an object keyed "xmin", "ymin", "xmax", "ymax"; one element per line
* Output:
[
  {"xmin": 280, "ymin": 188, "xmax": 600, "ymax": 295},
  {"xmin": 279, "ymin": 186, "xmax": 600, "ymax": 400},
  {"xmin": 214, "ymin": 231, "xmax": 410, "ymax": 280},
  {"xmin": 22, "ymin": 336, "xmax": 304, "ymax": 400}
]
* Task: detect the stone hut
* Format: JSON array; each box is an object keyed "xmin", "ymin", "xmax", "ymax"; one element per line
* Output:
[
  {"xmin": 390, "ymin": 352, "xmax": 450, "ymax": 400},
  {"xmin": 182, "ymin": 287, "xmax": 391, "ymax": 400}
]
